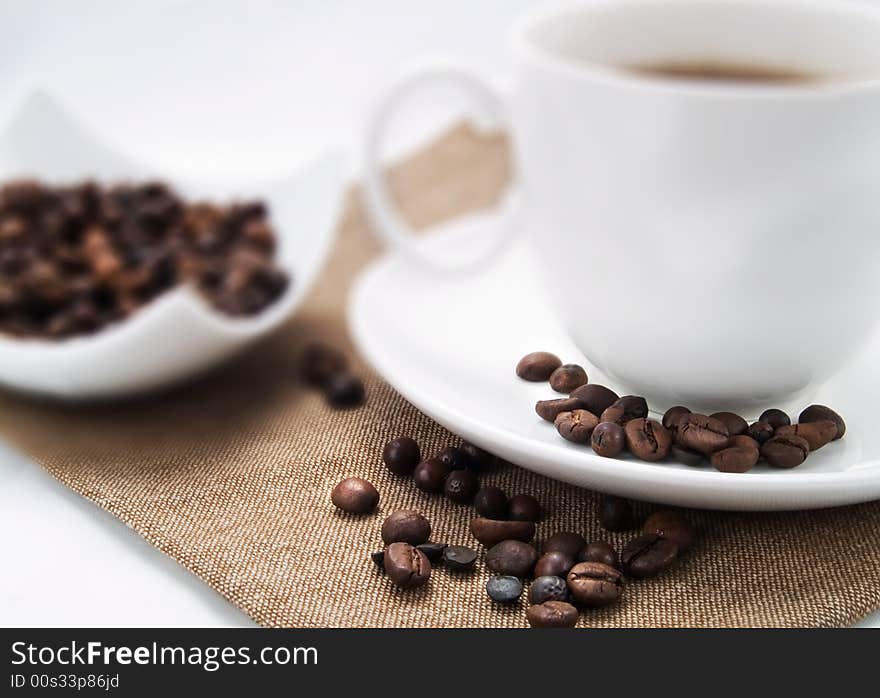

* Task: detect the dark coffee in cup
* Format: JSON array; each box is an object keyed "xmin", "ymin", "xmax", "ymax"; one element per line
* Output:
[{"xmin": 623, "ymin": 61, "xmax": 821, "ymax": 83}]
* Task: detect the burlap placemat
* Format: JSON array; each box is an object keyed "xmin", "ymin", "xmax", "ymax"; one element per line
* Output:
[{"xmin": 1, "ymin": 124, "xmax": 878, "ymax": 628}]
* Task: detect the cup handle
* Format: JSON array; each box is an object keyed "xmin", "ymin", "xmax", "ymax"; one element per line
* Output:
[{"xmin": 360, "ymin": 60, "xmax": 520, "ymax": 273}]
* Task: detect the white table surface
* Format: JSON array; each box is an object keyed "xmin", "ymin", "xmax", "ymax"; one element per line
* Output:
[{"xmin": 0, "ymin": 0, "xmax": 877, "ymax": 628}]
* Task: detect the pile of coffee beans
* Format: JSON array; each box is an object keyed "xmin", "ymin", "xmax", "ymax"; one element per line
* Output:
[
  {"xmin": 0, "ymin": 179, "xmax": 289, "ymax": 339},
  {"xmin": 520, "ymin": 351, "xmax": 846, "ymax": 472},
  {"xmin": 300, "ymin": 342, "xmax": 366, "ymax": 409}
]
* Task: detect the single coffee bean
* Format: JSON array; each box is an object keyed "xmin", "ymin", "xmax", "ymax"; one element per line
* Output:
[
  {"xmin": 599, "ymin": 405, "xmax": 627, "ymax": 426},
  {"xmin": 611, "ymin": 395, "xmax": 649, "ymax": 423},
  {"xmin": 542, "ymin": 531, "xmax": 587, "ymax": 558},
  {"xmin": 460, "ymin": 441, "xmax": 496, "ymax": 470},
  {"xmin": 381, "ymin": 510, "xmax": 431, "ymax": 545},
  {"xmin": 662, "ymin": 405, "xmax": 691, "ymax": 432},
  {"xmin": 516, "ymin": 351, "xmax": 562, "ymax": 381},
  {"xmin": 569, "ymin": 383, "xmax": 619, "ymax": 417},
  {"xmin": 470, "ymin": 518, "xmax": 536, "ymax": 547},
  {"xmin": 676, "ymin": 413, "xmax": 730, "ymax": 455},
  {"xmin": 486, "ymin": 575, "xmax": 523, "ymax": 604},
  {"xmin": 534, "ymin": 551, "xmax": 575, "ymax": 578},
  {"xmin": 621, "ymin": 534, "xmax": 679, "ymax": 578},
  {"xmin": 413, "ymin": 457, "xmax": 452, "ymax": 492},
  {"xmin": 625, "ymin": 418, "xmax": 672, "ymax": 462},
  {"xmin": 747, "ymin": 421, "xmax": 774, "ymax": 445},
  {"xmin": 729, "ymin": 434, "xmax": 760, "ymax": 451},
  {"xmin": 671, "ymin": 444, "xmax": 705, "ymax": 467},
  {"xmin": 384, "ymin": 542, "xmax": 431, "ymax": 589},
  {"xmin": 599, "ymin": 495, "xmax": 635, "ymax": 532},
  {"xmin": 776, "ymin": 420, "xmax": 838, "ymax": 451},
  {"xmin": 508, "ymin": 494, "xmax": 542, "ymax": 522},
  {"xmin": 485, "ymin": 540, "xmax": 538, "ymax": 578},
  {"xmin": 370, "ymin": 550, "xmax": 385, "ymax": 569},
  {"xmin": 474, "ymin": 486, "xmax": 509, "ymax": 520},
  {"xmin": 536, "ymin": 397, "xmax": 587, "ymax": 422},
  {"xmin": 444, "ymin": 469, "xmax": 479, "ymax": 503},
  {"xmin": 330, "ymin": 477, "xmax": 379, "ymax": 514},
  {"xmin": 566, "ymin": 562, "xmax": 624, "ymax": 607},
  {"xmin": 710, "ymin": 411, "xmax": 749, "ymax": 436},
  {"xmin": 436, "ymin": 446, "xmax": 470, "ymax": 470},
  {"xmin": 416, "ymin": 542, "xmax": 447, "ymax": 563},
  {"xmin": 578, "ymin": 541, "xmax": 617, "ymax": 568},
  {"xmin": 642, "ymin": 510, "xmax": 696, "ymax": 552},
  {"xmin": 529, "ymin": 575, "xmax": 571, "ymax": 604},
  {"xmin": 301, "ymin": 342, "xmax": 347, "ymax": 387},
  {"xmin": 710, "ymin": 445, "xmax": 759, "ymax": 473},
  {"xmin": 555, "ymin": 409, "xmax": 599, "ymax": 444},
  {"xmin": 549, "ymin": 363, "xmax": 588, "ymax": 393},
  {"xmin": 382, "ymin": 437, "xmax": 421, "ymax": 476},
  {"xmin": 526, "ymin": 601, "xmax": 579, "ymax": 628},
  {"xmin": 799, "ymin": 405, "xmax": 846, "ymax": 440},
  {"xmin": 442, "ymin": 545, "xmax": 478, "ymax": 571},
  {"xmin": 325, "ymin": 372, "xmax": 366, "ymax": 408},
  {"xmin": 591, "ymin": 421, "xmax": 626, "ymax": 458},
  {"xmin": 759, "ymin": 408, "xmax": 791, "ymax": 430},
  {"xmin": 762, "ymin": 434, "xmax": 810, "ymax": 468}
]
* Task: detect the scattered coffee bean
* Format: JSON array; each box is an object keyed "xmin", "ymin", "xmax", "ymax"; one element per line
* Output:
[
  {"xmin": 526, "ymin": 601, "xmax": 579, "ymax": 628},
  {"xmin": 384, "ymin": 542, "xmax": 431, "ymax": 589},
  {"xmin": 578, "ymin": 541, "xmax": 617, "ymax": 568},
  {"xmin": 611, "ymin": 395, "xmax": 649, "ymax": 423},
  {"xmin": 569, "ymin": 383, "xmax": 620, "ymax": 416},
  {"xmin": 599, "ymin": 404, "xmax": 627, "ymax": 426},
  {"xmin": 709, "ymin": 411, "xmax": 748, "ymax": 436},
  {"xmin": 671, "ymin": 444, "xmax": 705, "ymax": 467},
  {"xmin": 642, "ymin": 511, "xmax": 696, "ymax": 552},
  {"xmin": 542, "ymin": 531, "xmax": 587, "ymax": 558},
  {"xmin": 413, "ymin": 457, "xmax": 452, "ymax": 493},
  {"xmin": 485, "ymin": 540, "xmax": 538, "ymax": 578},
  {"xmin": 516, "ymin": 351, "xmax": 562, "ymax": 381},
  {"xmin": 555, "ymin": 409, "xmax": 599, "ymax": 444},
  {"xmin": 301, "ymin": 343, "xmax": 347, "ymax": 387},
  {"xmin": 444, "ymin": 469, "xmax": 480, "ymax": 503},
  {"xmin": 470, "ymin": 518, "xmax": 536, "ymax": 547},
  {"xmin": 621, "ymin": 534, "xmax": 678, "ymax": 578},
  {"xmin": 325, "ymin": 372, "xmax": 366, "ymax": 408},
  {"xmin": 566, "ymin": 562, "xmax": 624, "ymax": 607},
  {"xmin": 474, "ymin": 486, "xmax": 509, "ymax": 520},
  {"xmin": 382, "ymin": 437, "xmax": 421, "ymax": 476},
  {"xmin": 536, "ymin": 397, "xmax": 586, "ymax": 422},
  {"xmin": 676, "ymin": 413, "xmax": 730, "ymax": 455},
  {"xmin": 591, "ymin": 421, "xmax": 626, "ymax": 457},
  {"xmin": 534, "ymin": 551, "xmax": 575, "ymax": 578},
  {"xmin": 330, "ymin": 477, "xmax": 379, "ymax": 514},
  {"xmin": 759, "ymin": 408, "xmax": 791, "ymax": 430},
  {"xmin": 599, "ymin": 495, "xmax": 635, "ymax": 532},
  {"xmin": 442, "ymin": 545, "xmax": 478, "ymax": 572},
  {"xmin": 747, "ymin": 421, "xmax": 774, "ymax": 445},
  {"xmin": 436, "ymin": 446, "xmax": 470, "ymax": 470},
  {"xmin": 761, "ymin": 434, "xmax": 810, "ymax": 468},
  {"xmin": 529, "ymin": 575, "xmax": 571, "ymax": 604},
  {"xmin": 710, "ymin": 445, "xmax": 759, "ymax": 473},
  {"xmin": 799, "ymin": 405, "xmax": 845, "ymax": 440},
  {"xmin": 662, "ymin": 405, "xmax": 691, "ymax": 432},
  {"xmin": 508, "ymin": 494, "xmax": 542, "ymax": 522},
  {"xmin": 460, "ymin": 441, "xmax": 496, "ymax": 470},
  {"xmin": 776, "ymin": 420, "xmax": 837, "ymax": 451},
  {"xmin": 370, "ymin": 550, "xmax": 385, "ymax": 569},
  {"xmin": 486, "ymin": 576, "xmax": 523, "ymax": 604},
  {"xmin": 415, "ymin": 542, "xmax": 447, "ymax": 563},
  {"xmin": 729, "ymin": 434, "xmax": 760, "ymax": 451},
  {"xmin": 549, "ymin": 364, "xmax": 588, "ymax": 393},
  {"xmin": 381, "ymin": 510, "xmax": 431, "ymax": 545},
  {"xmin": 625, "ymin": 418, "xmax": 672, "ymax": 461}
]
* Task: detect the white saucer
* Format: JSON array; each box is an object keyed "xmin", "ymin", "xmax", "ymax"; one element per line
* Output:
[{"xmin": 349, "ymin": 214, "xmax": 880, "ymax": 511}]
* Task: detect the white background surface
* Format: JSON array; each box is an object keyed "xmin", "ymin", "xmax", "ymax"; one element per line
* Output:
[{"xmin": 0, "ymin": 0, "xmax": 877, "ymax": 627}]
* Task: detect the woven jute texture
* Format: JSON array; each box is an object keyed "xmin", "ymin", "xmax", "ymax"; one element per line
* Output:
[{"xmin": 1, "ymin": 124, "xmax": 878, "ymax": 628}]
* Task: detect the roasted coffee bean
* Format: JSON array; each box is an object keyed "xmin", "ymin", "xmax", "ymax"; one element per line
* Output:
[
  {"xmin": 436, "ymin": 446, "xmax": 470, "ymax": 470},
  {"xmin": 460, "ymin": 441, "xmax": 496, "ymax": 470},
  {"xmin": 330, "ymin": 477, "xmax": 379, "ymax": 514},
  {"xmin": 301, "ymin": 342, "xmax": 348, "ymax": 387},
  {"xmin": 729, "ymin": 434, "xmax": 760, "ymax": 450},
  {"xmin": 382, "ymin": 437, "xmax": 421, "ymax": 475},
  {"xmin": 621, "ymin": 534, "xmax": 679, "ymax": 578},
  {"xmin": 747, "ymin": 421, "xmax": 774, "ymax": 445},
  {"xmin": 599, "ymin": 495, "xmax": 635, "ymax": 532},
  {"xmin": 569, "ymin": 384, "xmax": 620, "ymax": 417},
  {"xmin": 325, "ymin": 372, "xmax": 365, "ymax": 408},
  {"xmin": 416, "ymin": 542, "xmax": 447, "ymax": 562},
  {"xmin": 710, "ymin": 411, "xmax": 749, "ymax": 436},
  {"xmin": 591, "ymin": 421, "xmax": 626, "ymax": 457},
  {"xmin": 529, "ymin": 575, "xmax": 571, "ymax": 604},
  {"xmin": 671, "ymin": 444, "xmax": 705, "ymax": 467},
  {"xmin": 485, "ymin": 540, "xmax": 538, "ymax": 578},
  {"xmin": 486, "ymin": 576, "xmax": 523, "ymax": 604},
  {"xmin": 776, "ymin": 420, "xmax": 838, "ymax": 451},
  {"xmin": 578, "ymin": 541, "xmax": 617, "ymax": 568},
  {"xmin": 370, "ymin": 550, "xmax": 385, "ymax": 569},
  {"xmin": 799, "ymin": 405, "xmax": 845, "ymax": 440},
  {"xmin": 762, "ymin": 434, "xmax": 810, "ymax": 468},
  {"xmin": 526, "ymin": 601, "xmax": 579, "ymax": 628},
  {"xmin": 534, "ymin": 551, "xmax": 574, "ymax": 578},
  {"xmin": 508, "ymin": 494, "xmax": 542, "ymax": 522},
  {"xmin": 536, "ymin": 397, "xmax": 586, "ymax": 422},
  {"xmin": 710, "ymin": 445, "xmax": 759, "ymax": 473},
  {"xmin": 662, "ymin": 405, "xmax": 691, "ymax": 432},
  {"xmin": 599, "ymin": 405, "xmax": 627, "ymax": 426},
  {"xmin": 442, "ymin": 545, "xmax": 478, "ymax": 571},
  {"xmin": 759, "ymin": 408, "xmax": 791, "ymax": 430},
  {"xmin": 555, "ymin": 409, "xmax": 599, "ymax": 444},
  {"xmin": 676, "ymin": 413, "xmax": 730, "ymax": 455},
  {"xmin": 444, "ymin": 469, "xmax": 479, "ymax": 503},
  {"xmin": 625, "ymin": 418, "xmax": 672, "ymax": 462},
  {"xmin": 474, "ymin": 486, "xmax": 509, "ymax": 520},
  {"xmin": 384, "ymin": 542, "xmax": 431, "ymax": 589},
  {"xmin": 413, "ymin": 457, "xmax": 452, "ymax": 492},
  {"xmin": 566, "ymin": 562, "xmax": 624, "ymax": 607},
  {"xmin": 611, "ymin": 395, "xmax": 649, "ymax": 423},
  {"xmin": 470, "ymin": 518, "xmax": 536, "ymax": 547},
  {"xmin": 381, "ymin": 510, "xmax": 431, "ymax": 545},
  {"xmin": 549, "ymin": 364, "xmax": 588, "ymax": 393},
  {"xmin": 642, "ymin": 511, "xmax": 696, "ymax": 552},
  {"xmin": 542, "ymin": 531, "xmax": 587, "ymax": 558},
  {"xmin": 516, "ymin": 351, "xmax": 562, "ymax": 381}
]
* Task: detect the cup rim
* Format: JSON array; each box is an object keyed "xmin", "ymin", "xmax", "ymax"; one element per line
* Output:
[{"xmin": 508, "ymin": 0, "xmax": 880, "ymax": 99}]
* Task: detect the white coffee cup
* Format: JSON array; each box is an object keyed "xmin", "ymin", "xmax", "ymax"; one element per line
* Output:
[{"xmin": 361, "ymin": 0, "xmax": 880, "ymax": 414}]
